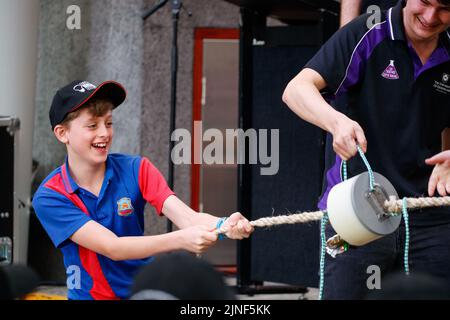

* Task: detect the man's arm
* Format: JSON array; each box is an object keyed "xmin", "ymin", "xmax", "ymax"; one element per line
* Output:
[
  {"xmin": 282, "ymin": 68, "xmax": 367, "ymax": 160},
  {"xmin": 340, "ymin": 0, "xmax": 362, "ymax": 27}
]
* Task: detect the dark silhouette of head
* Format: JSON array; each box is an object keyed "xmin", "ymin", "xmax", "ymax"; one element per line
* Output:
[
  {"xmin": 0, "ymin": 265, "xmax": 39, "ymax": 300},
  {"xmin": 129, "ymin": 252, "xmax": 236, "ymax": 300}
]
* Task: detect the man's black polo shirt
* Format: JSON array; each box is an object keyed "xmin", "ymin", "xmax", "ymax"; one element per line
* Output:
[{"xmin": 305, "ymin": 1, "xmax": 450, "ymax": 225}]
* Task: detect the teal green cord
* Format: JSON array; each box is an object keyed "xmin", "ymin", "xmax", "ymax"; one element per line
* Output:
[
  {"xmin": 318, "ymin": 211, "xmax": 329, "ymax": 300},
  {"xmin": 356, "ymin": 146, "xmax": 375, "ymax": 191},
  {"xmin": 341, "ymin": 159, "xmax": 348, "ymax": 181},
  {"xmin": 342, "ymin": 145, "xmax": 375, "ymax": 190},
  {"xmin": 402, "ymin": 197, "xmax": 410, "ymax": 275}
]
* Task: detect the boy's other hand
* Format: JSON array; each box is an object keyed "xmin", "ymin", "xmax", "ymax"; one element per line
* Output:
[{"xmin": 181, "ymin": 225, "xmax": 218, "ymax": 254}]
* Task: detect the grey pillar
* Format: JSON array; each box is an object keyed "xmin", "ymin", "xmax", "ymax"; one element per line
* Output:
[
  {"xmin": 87, "ymin": 0, "xmax": 144, "ymax": 155},
  {"xmin": 0, "ymin": 0, "xmax": 40, "ymax": 264}
]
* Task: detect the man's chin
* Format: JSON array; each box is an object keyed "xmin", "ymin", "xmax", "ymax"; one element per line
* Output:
[{"xmin": 414, "ymin": 19, "xmax": 441, "ymax": 39}]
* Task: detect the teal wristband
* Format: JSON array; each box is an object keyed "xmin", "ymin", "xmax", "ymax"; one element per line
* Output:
[{"xmin": 216, "ymin": 217, "xmax": 228, "ymax": 240}]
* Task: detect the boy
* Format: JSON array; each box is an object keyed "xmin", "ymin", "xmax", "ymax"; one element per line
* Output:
[{"xmin": 32, "ymin": 80, "xmax": 254, "ymax": 300}]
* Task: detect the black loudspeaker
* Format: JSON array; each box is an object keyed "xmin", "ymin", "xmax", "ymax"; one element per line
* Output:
[
  {"xmin": 237, "ymin": 9, "xmax": 338, "ymax": 289},
  {"xmin": 0, "ymin": 116, "xmax": 16, "ymax": 266}
]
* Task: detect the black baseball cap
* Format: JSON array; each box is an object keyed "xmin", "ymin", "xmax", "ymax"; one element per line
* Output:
[{"xmin": 49, "ymin": 80, "xmax": 127, "ymax": 129}]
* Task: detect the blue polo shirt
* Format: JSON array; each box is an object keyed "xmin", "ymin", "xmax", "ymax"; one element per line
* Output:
[
  {"xmin": 32, "ymin": 153, "xmax": 175, "ymax": 300},
  {"xmin": 305, "ymin": 1, "xmax": 450, "ymax": 225}
]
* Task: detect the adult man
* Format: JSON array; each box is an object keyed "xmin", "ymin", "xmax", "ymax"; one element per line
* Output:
[{"xmin": 283, "ymin": 0, "xmax": 450, "ymax": 299}]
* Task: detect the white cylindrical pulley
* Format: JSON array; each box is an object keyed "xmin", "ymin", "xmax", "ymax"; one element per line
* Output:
[{"xmin": 327, "ymin": 172, "xmax": 401, "ymax": 246}]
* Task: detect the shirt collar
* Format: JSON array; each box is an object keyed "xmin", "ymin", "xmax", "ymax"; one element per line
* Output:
[
  {"xmin": 387, "ymin": 0, "xmax": 450, "ymax": 53},
  {"xmin": 387, "ymin": 0, "xmax": 407, "ymax": 41},
  {"xmin": 61, "ymin": 156, "xmax": 79, "ymax": 194},
  {"xmin": 441, "ymin": 29, "xmax": 450, "ymax": 53},
  {"xmin": 61, "ymin": 155, "xmax": 113, "ymax": 194}
]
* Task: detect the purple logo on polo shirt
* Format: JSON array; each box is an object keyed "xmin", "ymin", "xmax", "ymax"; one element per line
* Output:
[
  {"xmin": 381, "ymin": 60, "xmax": 399, "ymax": 80},
  {"xmin": 117, "ymin": 197, "xmax": 134, "ymax": 217}
]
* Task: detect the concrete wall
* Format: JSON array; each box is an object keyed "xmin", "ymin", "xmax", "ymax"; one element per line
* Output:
[
  {"xmin": 33, "ymin": 0, "xmax": 91, "ymax": 187},
  {"xmin": 87, "ymin": 0, "xmax": 144, "ymax": 156},
  {"xmin": 137, "ymin": 0, "xmax": 240, "ymax": 235}
]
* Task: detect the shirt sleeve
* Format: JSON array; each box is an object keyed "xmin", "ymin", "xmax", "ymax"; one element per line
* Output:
[
  {"xmin": 32, "ymin": 187, "xmax": 92, "ymax": 248},
  {"xmin": 304, "ymin": 14, "xmax": 375, "ymax": 96},
  {"xmin": 137, "ymin": 157, "xmax": 175, "ymax": 215}
]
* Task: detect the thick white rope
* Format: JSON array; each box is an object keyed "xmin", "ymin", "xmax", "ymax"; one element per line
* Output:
[
  {"xmin": 384, "ymin": 196, "xmax": 450, "ymax": 213},
  {"xmin": 215, "ymin": 211, "xmax": 325, "ymax": 235},
  {"xmin": 215, "ymin": 195, "xmax": 450, "ymax": 234}
]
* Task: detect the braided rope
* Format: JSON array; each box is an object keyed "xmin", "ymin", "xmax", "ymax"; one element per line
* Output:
[
  {"xmin": 216, "ymin": 148, "xmax": 450, "ymax": 232},
  {"xmin": 384, "ymin": 195, "xmax": 450, "ymax": 213},
  {"xmin": 214, "ymin": 211, "xmax": 325, "ymax": 235},
  {"xmin": 214, "ymin": 195, "xmax": 450, "ymax": 234},
  {"xmin": 249, "ymin": 211, "xmax": 325, "ymax": 227}
]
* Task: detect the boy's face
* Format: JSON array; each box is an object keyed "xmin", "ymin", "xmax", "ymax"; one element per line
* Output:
[
  {"xmin": 403, "ymin": 0, "xmax": 450, "ymax": 43},
  {"xmin": 56, "ymin": 107, "xmax": 114, "ymax": 166}
]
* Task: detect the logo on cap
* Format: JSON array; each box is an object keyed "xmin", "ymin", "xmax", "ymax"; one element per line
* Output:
[
  {"xmin": 442, "ymin": 73, "xmax": 449, "ymax": 84},
  {"xmin": 73, "ymin": 81, "xmax": 96, "ymax": 93}
]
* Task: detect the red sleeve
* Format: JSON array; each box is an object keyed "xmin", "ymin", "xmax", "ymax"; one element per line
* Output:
[{"xmin": 138, "ymin": 157, "xmax": 175, "ymax": 215}]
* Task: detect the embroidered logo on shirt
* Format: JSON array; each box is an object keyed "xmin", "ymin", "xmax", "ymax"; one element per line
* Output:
[
  {"xmin": 443, "ymin": 73, "xmax": 449, "ymax": 84},
  {"xmin": 381, "ymin": 60, "xmax": 399, "ymax": 80},
  {"xmin": 433, "ymin": 73, "xmax": 450, "ymax": 95},
  {"xmin": 117, "ymin": 197, "xmax": 134, "ymax": 217}
]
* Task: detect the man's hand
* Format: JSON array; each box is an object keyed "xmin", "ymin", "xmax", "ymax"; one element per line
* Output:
[
  {"xmin": 426, "ymin": 151, "xmax": 450, "ymax": 196},
  {"xmin": 330, "ymin": 113, "xmax": 367, "ymax": 160},
  {"xmin": 222, "ymin": 212, "xmax": 254, "ymax": 240}
]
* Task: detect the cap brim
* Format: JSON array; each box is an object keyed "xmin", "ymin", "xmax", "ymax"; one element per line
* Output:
[{"xmin": 70, "ymin": 80, "xmax": 127, "ymax": 112}]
